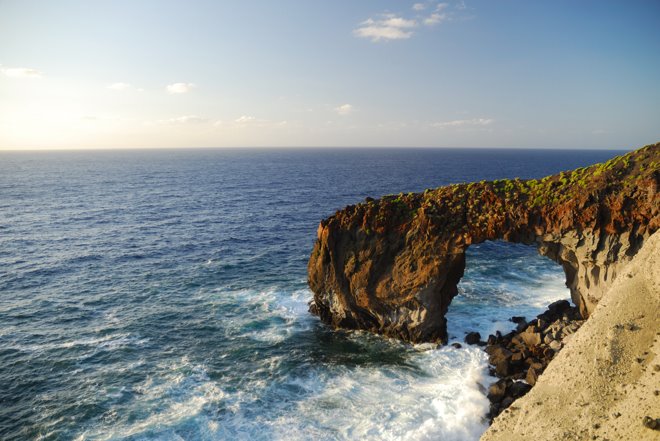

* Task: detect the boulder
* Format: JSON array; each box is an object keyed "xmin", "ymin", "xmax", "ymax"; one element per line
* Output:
[
  {"xmin": 509, "ymin": 381, "xmax": 532, "ymax": 398},
  {"xmin": 495, "ymin": 359, "xmax": 512, "ymax": 377},
  {"xmin": 548, "ymin": 299, "xmax": 571, "ymax": 316},
  {"xmin": 486, "ymin": 346, "xmax": 513, "ymax": 365},
  {"xmin": 487, "ymin": 380, "xmax": 507, "ymax": 403},
  {"xmin": 521, "ymin": 330, "xmax": 543, "ymax": 347},
  {"xmin": 526, "ymin": 367, "xmax": 539, "ymax": 386},
  {"xmin": 464, "ymin": 331, "xmax": 482, "ymax": 345}
]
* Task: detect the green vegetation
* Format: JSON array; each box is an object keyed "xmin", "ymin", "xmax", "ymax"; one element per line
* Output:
[{"xmin": 344, "ymin": 142, "xmax": 659, "ymax": 235}]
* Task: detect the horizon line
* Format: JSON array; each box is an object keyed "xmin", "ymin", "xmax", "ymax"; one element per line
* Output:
[{"xmin": 0, "ymin": 144, "xmax": 638, "ymax": 152}]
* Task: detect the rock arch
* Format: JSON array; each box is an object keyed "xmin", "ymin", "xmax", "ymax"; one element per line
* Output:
[{"xmin": 307, "ymin": 144, "xmax": 659, "ymax": 343}]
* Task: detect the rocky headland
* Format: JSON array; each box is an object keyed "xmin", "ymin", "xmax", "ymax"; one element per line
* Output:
[
  {"xmin": 307, "ymin": 142, "xmax": 660, "ymax": 439},
  {"xmin": 308, "ymin": 143, "xmax": 659, "ymax": 343}
]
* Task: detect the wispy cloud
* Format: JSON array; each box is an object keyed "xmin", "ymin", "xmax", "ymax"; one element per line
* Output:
[
  {"xmin": 151, "ymin": 115, "xmax": 208, "ymax": 125},
  {"xmin": 0, "ymin": 66, "xmax": 43, "ymax": 78},
  {"xmin": 214, "ymin": 116, "xmax": 288, "ymax": 129},
  {"xmin": 335, "ymin": 104, "xmax": 354, "ymax": 116},
  {"xmin": 234, "ymin": 115, "xmax": 257, "ymax": 123},
  {"xmin": 355, "ymin": 2, "xmax": 464, "ymax": 42},
  {"xmin": 107, "ymin": 82, "xmax": 131, "ymax": 91},
  {"xmin": 432, "ymin": 118, "xmax": 494, "ymax": 128},
  {"xmin": 166, "ymin": 82, "xmax": 196, "ymax": 94},
  {"xmin": 354, "ymin": 15, "xmax": 417, "ymax": 42},
  {"xmin": 171, "ymin": 115, "xmax": 206, "ymax": 124},
  {"xmin": 424, "ymin": 13, "xmax": 447, "ymax": 25}
]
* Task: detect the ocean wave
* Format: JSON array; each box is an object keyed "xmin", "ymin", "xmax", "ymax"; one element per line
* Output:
[{"xmin": 5, "ymin": 333, "xmax": 149, "ymax": 354}]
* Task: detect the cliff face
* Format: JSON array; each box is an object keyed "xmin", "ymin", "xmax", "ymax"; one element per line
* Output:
[{"xmin": 308, "ymin": 143, "xmax": 660, "ymax": 343}]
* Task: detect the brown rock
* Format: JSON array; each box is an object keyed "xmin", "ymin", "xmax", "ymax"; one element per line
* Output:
[
  {"xmin": 521, "ymin": 330, "xmax": 543, "ymax": 347},
  {"xmin": 308, "ymin": 144, "xmax": 660, "ymax": 343},
  {"xmin": 495, "ymin": 359, "xmax": 512, "ymax": 377},
  {"xmin": 526, "ymin": 367, "xmax": 539, "ymax": 386},
  {"xmin": 487, "ymin": 380, "xmax": 507, "ymax": 403},
  {"xmin": 487, "ymin": 346, "xmax": 513, "ymax": 366}
]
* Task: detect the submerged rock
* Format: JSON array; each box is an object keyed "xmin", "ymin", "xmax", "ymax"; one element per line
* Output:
[{"xmin": 308, "ymin": 143, "xmax": 660, "ymax": 343}]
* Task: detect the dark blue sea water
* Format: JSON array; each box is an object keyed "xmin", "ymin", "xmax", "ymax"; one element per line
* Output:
[{"xmin": 0, "ymin": 148, "xmax": 622, "ymax": 441}]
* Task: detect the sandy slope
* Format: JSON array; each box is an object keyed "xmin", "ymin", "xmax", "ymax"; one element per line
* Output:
[{"xmin": 481, "ymin": 231, "xmax": 660, "ymax": 441}]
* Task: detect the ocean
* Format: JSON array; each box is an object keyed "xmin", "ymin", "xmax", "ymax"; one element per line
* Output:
[{"xmin": 0, "ymin": 148, "xmax": 623, "ymax": 441}]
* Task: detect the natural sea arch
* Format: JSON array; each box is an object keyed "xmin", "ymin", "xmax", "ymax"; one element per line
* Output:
[
  {"xmin": 445, "ymin": 240, "xmax": 570, "ymax": 342},
  {"xmin": 308, "ymin": 144, "xmax": 658, "ymax": 343}
]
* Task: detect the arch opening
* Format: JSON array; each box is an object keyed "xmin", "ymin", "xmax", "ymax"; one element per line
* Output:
[{"xmin": 445, "ymin": 240, "xmax": 571, "ymax": 342}]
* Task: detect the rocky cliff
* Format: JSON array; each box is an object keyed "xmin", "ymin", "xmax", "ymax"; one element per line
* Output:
[{"xmin": 308, "ymin": 143, "xmax": 660, "ymax": 343}]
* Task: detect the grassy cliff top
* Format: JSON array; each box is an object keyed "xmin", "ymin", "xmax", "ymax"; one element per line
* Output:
[{"xmin": 324, "ymin": 142, "xmax": 659, "ymax": 239}]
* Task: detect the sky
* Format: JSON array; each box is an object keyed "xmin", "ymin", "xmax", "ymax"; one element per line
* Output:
[{"xmin": 1, "ymin": 0, "xmax": 659, "ymax": 149}]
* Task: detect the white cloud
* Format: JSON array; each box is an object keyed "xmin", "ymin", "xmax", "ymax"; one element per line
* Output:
[
  {"xmin": 355, "ymin": 3, "xmax": 458, "ymax": 42},
  {"xmin": 235, "ymin": 115, "xmax": 257, "ymax": 123},
  {"xmin": 154, "ymin": 115, "xmax": 207, "ymax": 125},
  {"xmin": 424, "ymin": 13, "xmax": 447, "ymax": 25},
  {"xmin": 213, "ymin": 116, "xmax": 287, "ymax": 129},
  {"xmin": 382, "ymin": 17, "xmax": 416, "ymax": 28},
  {"xmin": 0, "ymin": 66, "xmax": 43, "ymax": 78},
  {"xmin": 335, "ymin": 104, "xmax": 354, "ymax": 116},
  {"xmin": 432, "ymin": 118, "xmax": 494, "ymax": 128},
  {"xmin": 172, "ymin": 115, "xmax": 206, "ymax": 124},
  {"xmin": 107, "ymin": 82, "xmax": 131, "ymax": 91},
  {"xmin": 354, "ymin": 15, "xmax": 417, "ymax": 42},
  {"xmin": 166, "ymin": 82, "xmax": 196, "ymax": 94}
]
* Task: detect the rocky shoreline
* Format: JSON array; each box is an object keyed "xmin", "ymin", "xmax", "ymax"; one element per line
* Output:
[
  {"xmin": 460, "ymin": 299, "xmax": 585, "ymax": 421},
  {"xmin": 306, "ymin": 143, "xmax": 659, "ymax": 438},
  {"xmin": 481, "ymin": 231, "xmax": 660, "ymax": 441}
]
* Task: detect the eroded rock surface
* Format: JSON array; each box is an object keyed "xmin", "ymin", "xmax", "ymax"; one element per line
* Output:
[{"xmin": 308, "ymin": 143, "xmax": 660, "ymax": 343}]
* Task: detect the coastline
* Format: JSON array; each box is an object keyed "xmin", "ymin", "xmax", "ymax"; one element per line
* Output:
[
  {"xmin": 481, "ymin": 231, "xmax": 660, "ymax": 440},
  {"xmin": 459, "ymin": 299, "xmax": 585, "ymax": 421},
  {"xmin": 306, "ymin": 143, "xmax": 659, "ymax": 439}
]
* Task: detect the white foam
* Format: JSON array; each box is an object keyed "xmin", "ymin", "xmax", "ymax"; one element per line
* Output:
[
  {"xmin": 212, "ymin": 287, "xmax": 314, "ymax": 344},
  {"xmin": 69, "ymin": 271, "xmax": 565, "ymax": 440},
  {"xmin": 78, "ymin": 358, "xmax": 225, "ymax": 440},
  {"xmin": 8, "ymin": 333, "xmax": 149, "ymax": 354},
  {"xmin": 257, "ymin": 346, "xmax": 493, "ymax": 441}
]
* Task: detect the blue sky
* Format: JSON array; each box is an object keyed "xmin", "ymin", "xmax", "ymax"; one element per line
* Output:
[{"xmin": 1, "ymin": 0, "xmax": 659, "ymax": 149}]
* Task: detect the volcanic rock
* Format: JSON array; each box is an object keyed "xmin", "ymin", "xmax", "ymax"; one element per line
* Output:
[
  {"xmin": 465, "ymin": 331, "xmax": 482, "ymax": 345},
  {"xmin": 308, "ymin": 143, "xmax": 660, "ymax": 343}
]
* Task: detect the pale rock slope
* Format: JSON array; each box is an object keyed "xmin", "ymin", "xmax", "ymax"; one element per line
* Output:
[{"xmin": 481, "ymin": 231, "xmax": 660, "ymax": 441}]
